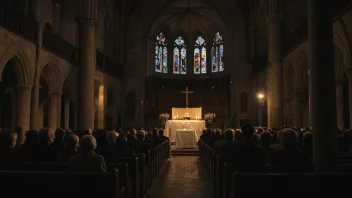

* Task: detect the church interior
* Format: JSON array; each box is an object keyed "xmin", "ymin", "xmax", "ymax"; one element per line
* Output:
[{"xmin": 0, "ymin": 0, "xmax": 352, "ymax": 197}]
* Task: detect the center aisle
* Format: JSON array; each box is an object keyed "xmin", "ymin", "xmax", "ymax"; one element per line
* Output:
[{"xmin": 147, "ymin": 156, "xmax": 211, "ymax": 198}]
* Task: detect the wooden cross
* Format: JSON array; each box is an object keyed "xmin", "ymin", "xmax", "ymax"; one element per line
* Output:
[{"xmin": 181, "ymin": 87, "xmax": 194, "ymax": 107}]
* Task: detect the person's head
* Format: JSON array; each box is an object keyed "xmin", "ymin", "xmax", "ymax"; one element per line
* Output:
[
  {"xmin": 223, "ymin": 128, "xmax": 234, "ymax": 141},
  {"xmin": 24, "ymin": 130, "xmax": 39, "ymax": 146},
  {"xmin": 241, "ymin": 124, "xmax": 255, "ymax": 140},
  {"xmin": 1, "ymin": 132, "xmax": 18, "ymax": 148},
  {"xmin": 93, "ymin": 130, "xmax": 109, "ymax": 147},
  {"xmin": 147, "ymin": 130, "xmax": 153, "ymax": 138},
  {"xmin": 234, "ymin": 129, "xmax": 243, "ymax": 141},
  {"xmin": 107, "ymin": 131, "xmax": 119, "ymax": 145},
  {"xmin": 152, "ymin": 128, "xmax": 158, "ymax": 135},
  {"xmin": 214, "ymin": 129, "xmax": 222, "ymax": 137},
  {"xmin": 136, "ymin": 130, "xmax": 146, "ymax": 141},
  {"xmin": 202, "ymin": 129, "xmax": 207, "ymax": 135},
  {"xmin": 115, "ymin": 135, "xmax": 128, "ymax": 149},
  {"xmin": 158, "ymin": 129, "xmax": 165, "ymax": 136},
  {"xmin": 260, "ymin": 131, "xmax": 272, "ymax": 146},
  {"xmin": 38, "ymin": 128, "xmax": 55, "ymax": 146},
  {"xmin": 80, "ymin": 135, "xmax": 97, "ymax": 153},
  {"xmin": 280, "ymin": 129, "xmax": 299, "ymax": 149},
  {"xmin": 64, "ymin": 134, "xmax": 79, "ymax": 151},
  {"xmin": 257, "ymin": 127, "xmax": 264, "ymax": 134},
  {"xmin": 55, "ymin": 128, "xmax": 66, "ymax": 142},
  {"xmin": 129, "ymin": 128, "xmax": 136, "ymax": 136}
]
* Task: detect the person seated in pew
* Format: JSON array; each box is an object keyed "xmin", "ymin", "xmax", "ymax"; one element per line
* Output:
[
  {"xmin": 217, "ymin": 129, "xmax": 236, "ymax": 156},
  {"xmin": 107, "ymin": 131, "xmax": 119, "ymax": 148},
  {"xmin": 152, "ymin": 128, "xmax": 163, "ymax": 146},
  {"xmin": 114, "ymin": 135, "xmax": 135, "ymax": 158},
  {"xmin": 134, "ymin": 130, "xmax": 152, "ymax": 154},
  {"xmin": 199, "ymin": 129, "xmax": 207, "ymax": 141},
  {"xmin": 213, "ymin": 129, "xmax": 225, "ymax": 152},
  {"xmin": 20, "ymin": 130, "xmax": 40, "ymax": 162},
  {"xmin": 59, "ymin": 134, "xmax": 79, "ymax": 162},
  {"xmin": 126, "ymin": 128, "xmax": 138, "ymax": 149},
  {"xmin": 37, "ymin": 128, "xmax": 59, "ymax": 162},
  {"xmin": 94, "ymin": 129, "xmax": 115, "ymax": 163},
  {"xmin": 158, "ymin": 129, "xmax": 170, "ymax": 142},
  {"xmin": 69, "ymin": 135, "xmax": 106, "ymax": 172},
  {"xmin": 53, "ymin": 128, "xmax": 66, "ymax": 153},
  {"xmin": 259, "ymin": 131, "xmax": 275, "ymax": 153},
  {"xmin": 231, "ymin": 124, "xmax": 267, "ymax": 172},
  {"xmin": 302, "ymin": 131, "xmax": 313, "ymax": 157},
  {"xmin": 212, "ymin": 129, "xmax": 222, "ymax": 144},
  {"xmin": 234, "ymin": 129, "xmax": 243, "ymax": 142},
  {"xmin": 0, "ymin": 131, "xmax": 22, "ymax": 169},
  {"xmin": 270, "ymin": 129, "xmax": 310, "ymax": 168}
]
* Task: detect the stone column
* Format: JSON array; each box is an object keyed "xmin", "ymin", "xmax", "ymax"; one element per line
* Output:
[
  {"xmin": 29, "ymin": 0, "xmax": 42, "ymax": 131},
  {"xmin": 16, "ymin": 86, "xmax": 32, "ymax": 143},
  {"xmin": 335, "ymin": 80, "xmax": 344, "ymax": 129},
  {"xmin": 346, "ymin": 69, "xmax": 352, "ymax": 127},
  {"xmin": 56, "ymin": 94, "xmax": 62, "ymax": 128},
  {"xmin": 48, "ymin": 93, "xmax": 59, "ymax": 129},
  {"xmin": 76, "ymin": 0, "xmax": 98, "ymax": 131},
  {"xmin": 63, "ymin": 97, "xmax": 70, "ymax": 129},
  {"xmin": 292, "ymin": 93, "xmax": 303, "ymax": 128},
  {"xmin": 267, "ymin": 7, "xmax": 284, "ymax": 128},
  {"xmin": 308, "ymin": 0, "xmax": 338, "ymax": 172}
]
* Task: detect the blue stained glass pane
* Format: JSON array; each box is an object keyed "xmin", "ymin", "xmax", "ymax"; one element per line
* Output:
[
  {"xmin": 175, "ymin": 36, "xmax": 185, "ymax": 46},
  {"xmin": 220, "ymin": 45, "xmax": 224, "ymax": 71},
  {"xmin": 155, "ymin": 46, "xmax": 161, "ymax": 72},
  {"xmin": 201, "ymin": 47, "xmax": 207, "ymax": 73},
  {"xmin": 211, "ymin": 47, "xmax": 216, "ymax": 72},
  {"xmin": 181, "ymin": 47, "xmax": 186, "ymax": 74},
  {"xmin": 195, "ymin": 36, "xmax": 206, "ymax": 46},
  {"xmin": 162, "ymin": 47, "xmax": 168, "ymax": 73},
  {"xmin": 173, "ymin": 48, "xmax": 179, "ymax": 74},
  {"xmin": 194, "ymin": 48, "xmax": 200, "ymax": 74}
]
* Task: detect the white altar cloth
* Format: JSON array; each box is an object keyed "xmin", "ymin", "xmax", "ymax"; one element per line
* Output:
[
  {"xmin": 175, "ymin": 130, "xmax": 198, "ymax": 148},
  {"xmin": 164, "ymin": 120, "xmax": 205, "ymax": 142}
]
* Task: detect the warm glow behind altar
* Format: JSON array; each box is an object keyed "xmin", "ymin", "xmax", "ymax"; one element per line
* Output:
[{"xmin": 172, "ymin": 107, "xmax": 202, "ymax": 119}]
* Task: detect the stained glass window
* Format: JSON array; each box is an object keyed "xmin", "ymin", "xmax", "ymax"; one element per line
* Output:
[
  {"xmin": 194, "ymin": 36, "xmax": 206, "ymax": 74},
  {"xmin": 173, "ymin": 36, "xmax": 186, "ymax": 74},
  {"xmin": 211, "ymin": 32, "xmax": 224, "ymax": 72},
  {"xmin": 155, "ymin": 32, "xmax": 167, "ymax": 73}
]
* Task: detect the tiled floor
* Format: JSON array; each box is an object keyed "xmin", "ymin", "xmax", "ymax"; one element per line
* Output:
[{"xmin": 147, "ymin": 156, "xmax": 211, "ymax": 198}]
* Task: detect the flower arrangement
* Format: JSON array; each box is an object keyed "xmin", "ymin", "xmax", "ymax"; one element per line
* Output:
[
  {"xmin": 159, "ymin": 113, "xmax": 170, "ymax": 123},
  {"xmin": 204, "ymin": 113, "xmax": 216, "ymax": 124}
]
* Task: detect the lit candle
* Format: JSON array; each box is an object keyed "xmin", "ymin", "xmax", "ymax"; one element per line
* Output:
[{"xmin": 174, "ymin": 116, "xmax": 176, "ymax": 119}]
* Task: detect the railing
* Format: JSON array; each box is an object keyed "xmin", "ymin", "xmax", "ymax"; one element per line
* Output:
[
  {"xmin": 0, "ymin": 10, "xmax": 38, "ymax": 43},
  {"xmin": 42, "ymin": 29, "xmax": 77, "ymax": 63},
  {"xmin": 283, "ymin": 0, "xmax": 352, "ymax": 56}
]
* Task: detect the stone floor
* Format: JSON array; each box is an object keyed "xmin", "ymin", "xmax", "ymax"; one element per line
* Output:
[{"xmin": 147, "ymin": 156, "xmax": 211, "ymax": 198}]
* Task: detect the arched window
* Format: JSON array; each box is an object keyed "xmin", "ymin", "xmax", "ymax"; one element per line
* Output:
[
  {"xmin": 194, "ymin": 36, "xmax": 206, "ymax": 74},
  {"xmin": 155, "ymin": 32, "xmax": 168, "ymax": 73},
  {"xmin": 240, "ymin": 92, "xmax": 248, "ymax": 112},
  {"xmin": 211, "ymin": 32, "xmax": 224, "ymax": 72},
  {"xmin": 173, "ymin": 36, "xmax": 186, "ymax": 74}
]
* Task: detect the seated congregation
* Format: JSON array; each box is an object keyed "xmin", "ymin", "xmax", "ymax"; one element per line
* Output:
[
  {"xmin": 0, "ymin": 127, "xmax": 170, "ymax": 198},
  {"xmin": 199, "ymin": 124, "xmax": 352, "ymax": 197}
]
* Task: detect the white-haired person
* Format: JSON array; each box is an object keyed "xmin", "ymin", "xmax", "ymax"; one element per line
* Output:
[
  {"xmin": 0, "ymin": 131, "xmax": 21, "ymax": 169},
  {"xmin": 69, "ymin": 135, "xmax": 106, "ymax": 172}
]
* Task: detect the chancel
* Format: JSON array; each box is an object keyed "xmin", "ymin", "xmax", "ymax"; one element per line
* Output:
[{"xmin": 0, "ymin": 0, "xmax": 351, "ymax": 197}]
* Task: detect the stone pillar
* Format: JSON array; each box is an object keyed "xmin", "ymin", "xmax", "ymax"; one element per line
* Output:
[
  {"xmin": 308, "ymin": 0, "xmax": 338, "ymax": 172},
  {"xmin": 29, "ymin": 0, "xmax": 42, "ymax": 131},
  {"xmin": 346, "ymin": 69, "xmax": 352, "ymax": 127},
  {"xmin": 76, "ymin": 0, "xmax": 98, "ymax": 131},
  {"xmin": 292, "ymin": 93, "xmax": 303, "ymax": 128},
  {"xmin": 336, "ymin": 80, "xmax": 344, "ymax": 129},
  {"xmin": 63, "ymin": 97, "xmax": 70, "ymax": 129},
  {"xmin": 16, "ymin": 86, "xmax": 32, "ymax": 143},
  {"xmin": 48, "ymin": 93, "xmax": 59, "ymax": 129},
  {"xmin": 267, "ymin": 11, "xmax": 284, "ymax": 128},
  {"xmin": 56, "ymin": 94, "xmax": 62, "ymax": 128}
]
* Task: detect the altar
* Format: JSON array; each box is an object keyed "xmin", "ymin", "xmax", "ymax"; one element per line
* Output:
[{"xmin": 164, "ymin": 120, "xmax": 206, "ymax": 142}]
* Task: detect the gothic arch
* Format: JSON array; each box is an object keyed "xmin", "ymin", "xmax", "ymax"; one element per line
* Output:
[
  {"xmin": 0, "ymin": 43, "xmax": 32, "ymax": 87},
  {"xmin": 62, "ymin": 70, "xmax": 76, "ymax": 99},
  {"xmin": 333, "ymin": 30, "xmax": 351, "ymax": 81},
  {"xmin": 40, "ymin": 57, "xmax": 62, "ymax": 93}
]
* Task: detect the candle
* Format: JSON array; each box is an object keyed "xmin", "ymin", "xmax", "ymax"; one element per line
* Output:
[{"xmin": 174, "ymin": 116, "xmax": 176, "ymax": 120}]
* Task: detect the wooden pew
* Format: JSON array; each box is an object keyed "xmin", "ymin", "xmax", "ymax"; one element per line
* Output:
[
  {"xmin": 0, "ymin": 169, "xmax": 121, "ymax": 198},
  {"xmin": 230, "ymin": 172, "xmax": 352, "ymax": 197}
]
